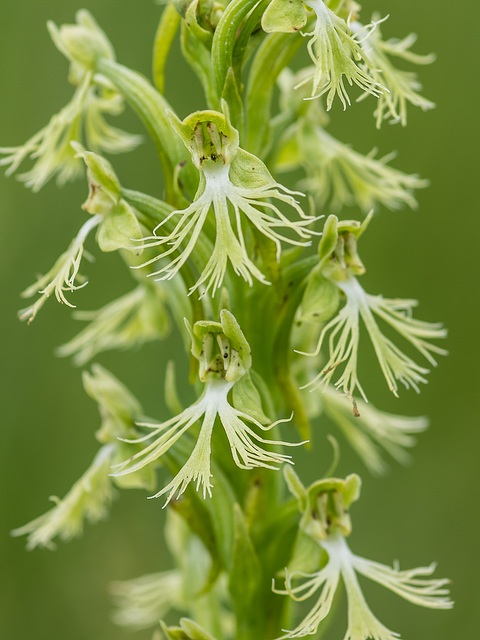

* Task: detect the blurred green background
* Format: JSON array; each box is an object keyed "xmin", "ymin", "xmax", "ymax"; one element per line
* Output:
[{"xmin": 0, "ymin": 0, "xmax": 478, "ymax": 638}]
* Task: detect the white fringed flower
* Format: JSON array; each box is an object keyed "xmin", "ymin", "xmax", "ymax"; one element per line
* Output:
[
  {"xmin": 113, "ymin": 377, "xmax": 297, "ymax": 506},
  {"xmin": 138, "ymin": 106, "xmax": 316, "ymax": 296},
  {"xmin": 275, "ymin": 532, "xmax": 452, "ymax": 639},
  {"xmin": 321, "ymin": 387, "xmax": 428, "ymax": 474},
  {"xmin": 58, "ymin": 284, "xmax": 170, "ymax": 365},
  {"xmin": 300, "ymin": 276, "xmax": 447, "ymax": 400},
  {"xmin": 19, "ymin": 214, "xmax": 101, "ymax": 323},
  {"xmin": 355, "ymin": 20, "xmax": 436, "ymax": 127},
  {"xmin": 0, "ymin": 11, "xmax": 141, "ymax": 191},
  {"xmin": 111, "ymin": 570, "xmax": 183, "ymax": 629},
  {"xmin": 141, "ymin": 155, "xmax": 314, "ymax": 296},
  {"xmin": 297, "ymin": 1, "xmax": 384, "ymax": 109},
  {"xmin": 299, "ymin": 126, "xmax": 427, "ymax": 212},
  {"xmin": 11, "ymin": 445, "xmax": 115, "ymax": 550}
]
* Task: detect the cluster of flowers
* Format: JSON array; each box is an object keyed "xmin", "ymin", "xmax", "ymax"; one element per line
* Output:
[{"xmin": 4, "ymin": 4, "xmax": 450, "ymax": 640}]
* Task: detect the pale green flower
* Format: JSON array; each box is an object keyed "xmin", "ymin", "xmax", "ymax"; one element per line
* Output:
[
  {"xmin": 300, "ymin": 275, "xmax": 447, "ymax": 401},
  {"xmin": 0, "ymin": 12, "xmax": 141, "ymax": 191},
  {"xmin": 275, "ymin": 470, "xmax": 452, "ymax": 639},
  {"xmin": 297, "ymin": 0, "xmax": 385, "ymax": 109},
  {"xmin": 298, "ymin": 125, "xmax": 427, "ymax": 212},
  {"xmin": 275, "ymin": 532, "xmax": 452, "ymax": 639},
  {"xmin": 321, "ymin": 386, "xmax": 428, "ymax": 474},
  {"xmin": 11, "ymin": 445, "xmax": 115, "ymax": 550},
  {"xmin": 58, "ymin": 284, "xmax": 170, "ymax": 365},
  {"xmin": 113, "ymin": 376, "xmax": 296, "ymax": 506},
  {"xmin": 140, "ymin": 107, "xmax": 315, "ymax": 296},
  {"xmin": 113, "ymin": 311, "xmax": 302, "ymax": 505},
  {"xmin": 354, "ymin": 19, "xmax": 435, "ymax": 127},
  {"xmin": 19, "ymin": 214, "xmax": 102, "ymax": 323},
  {"xmin": 111, "ymin": 570, "xmax": 183, "ymax": 629}
]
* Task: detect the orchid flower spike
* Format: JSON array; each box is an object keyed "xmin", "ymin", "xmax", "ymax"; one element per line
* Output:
[
  {"xmin": 138, "ymin": 103, "xmax": 316, "ymax": 296},
  {"xmin": 113, "ymin": 310, "xmax": 304, "ymax": 505},
  {"xmin": 274, "ymin": 470, "xmax": 453, "ymax": 639},
  {"xmin": 298, "ymin": 215, "xmax": 447, "ymax": 404}
]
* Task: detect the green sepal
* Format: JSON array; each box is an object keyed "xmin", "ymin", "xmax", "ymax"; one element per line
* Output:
[
  {"xmin": 232, "ymin": 371, "xmax": 270, "ymax": 423},
  {"xmin": 153, "ymin": 4, "xmax": 181, "ymax": 94},
  {"xmin": 261, "ymin": 0, "xmax": 307, "ymax": 33},
  {"xmin": 290, "ymin": 472, "xmax": 362, "ymax": 541},
  {"xmin": 82, "ymin": 364, "xmax": 142, "ymax": 436},
  {"xmin": 283, "ymin": 465, "xmax": 308, "ymax": 511},
  {"xmin": 185, "ymin": 310, "xmax": 252, "ymax": 382},
  {"xmin": 167, "ymin": 103, "xmax": 239, "ymax": 168},
  {"xmin": 229, "ymin": 148, "xmax": 276, "ymax": 189},
  {"xmin": 96, "ymin": 199, "xmax": 143, "ymax": 253},
  {"xmin": 47, "ymin": 10, "xmax": 114, "ymax": 73},
  {"xmin": 319, "ymin": 213, "xmax": 373, "ymax": 282},
  {"xmin": 300, "ymin": 267, "xmax": 340, "ymax": 323},
  {"xmin": 228, "ymin": 504, "xmax": 261, "ymax": 620},
  {"xmin": 185, "ymin": 0, "xmax": 214, "ymax": 47},
  {"xmin": 318, "ymin": 214, "xmax": 340, "ymax": 268},
  {"xmin": 77, "ymin": 147, "xmax": 121, "ymax": 210}
]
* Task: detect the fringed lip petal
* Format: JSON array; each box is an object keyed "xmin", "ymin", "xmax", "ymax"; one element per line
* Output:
[{"xmin": 112, "ymin": 378, "xmax": 302, "ymax": 506}]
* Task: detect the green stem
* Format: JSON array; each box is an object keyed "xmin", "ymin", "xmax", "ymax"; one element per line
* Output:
[{"xmin": 96, "ymin": 57, "xmax": 194, "ymax": 203}]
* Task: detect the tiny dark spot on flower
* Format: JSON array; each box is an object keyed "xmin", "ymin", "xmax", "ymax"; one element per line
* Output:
[
  {"xmin": 311, "ymin": 510, "xmax": 318, "ymax": 519},
  {"xmin": 179, "ymin": 160, "xmax": 187, "ymax": 168},
  {"xmin": 224, "ymin": 353, "xmax": 228, "ymax": 358}
]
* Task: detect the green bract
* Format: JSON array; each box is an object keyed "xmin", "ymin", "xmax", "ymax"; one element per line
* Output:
[{"xmin": 6, "ymin": 3, "xmax": 452, "ymax": 639}]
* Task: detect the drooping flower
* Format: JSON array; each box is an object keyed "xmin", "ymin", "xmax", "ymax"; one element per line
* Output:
[
  {"xmin": 274, "ymin": 470, "xmax": 452, "ymax": 639},
  {"xmin": 113, "ymin": 310, "xmax": 303, "ymax": 505},
  {"xmin": 298, "ymin": 216, "xmax": 447, "ymax": 402},
  {"xmin": 0, "ymin": 11, "xmax": 141, "ymax": 191},
  {"xmin": 297, "ymin": 124, "xmax": 428, "ymax": 212},
  {"xmin": 19, "ymin": 214, "xmax": 102, "ymax": 323},
  {"xmin": 138, "ymin": 105, "xmax": 316, "ymax": 296},
  {"xmin": 58, "ymin": 283, "xmax": 170, "ymax": 365},
  {"xmin": 11, "ymin": 445, "xmax": 116, "ymax": 550},
  {"xmin": 12, "ymin": 366, "xmax": 154, "ymax": 549},
  {"xmin": 354, "ymin": 18, "xmax": 436, "ymax": 127},
  {"xmin": 320, "ymin": 386, "xmax": 428, "ymax": 474}
]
